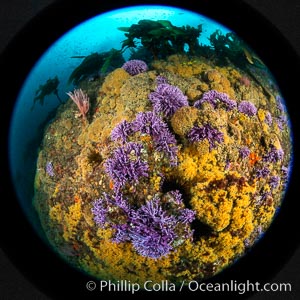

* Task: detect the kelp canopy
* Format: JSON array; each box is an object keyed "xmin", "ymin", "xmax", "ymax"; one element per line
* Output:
[{"xmin": 119, "ymin": 19, "xmax": 202, "ymax": 58}]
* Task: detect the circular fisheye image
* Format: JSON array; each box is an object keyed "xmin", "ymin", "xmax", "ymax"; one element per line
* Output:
[{"xmin": 7, "ymin": 3, "xmax": 294, "ymax": 290}]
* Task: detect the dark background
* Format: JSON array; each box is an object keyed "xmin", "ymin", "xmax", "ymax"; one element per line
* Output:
[{"xmin": 0, "ymin": 0, "xmax": 299, "ymax": 299}]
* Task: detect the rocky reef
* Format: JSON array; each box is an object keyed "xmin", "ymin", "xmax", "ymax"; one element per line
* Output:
[{"xmin": 33, "ymin": 53, "xmax": 292, "ymax": 285}]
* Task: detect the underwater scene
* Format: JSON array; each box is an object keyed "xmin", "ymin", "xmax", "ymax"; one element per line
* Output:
[{"xmin": 9, "ymin": 5, "xmax": 293, "ymax": 286}]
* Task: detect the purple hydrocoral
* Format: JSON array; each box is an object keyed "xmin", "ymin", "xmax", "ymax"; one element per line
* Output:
[
  {"xmin": 112, "ymin": 192, "xmax": 130, "ymax": 212},
  {"xmin": 263, "ymin": 147, "xmax": 284, "ymax": 163},
  {"xmin": 148, "ymin": 83, "xmax": 188, "ymax": 117},
  {"xmin": 167, "ymin": 190, "xmax": 184, "ymax": 205},
  {"xmin": 112, "ymin": 224, "xmax": 130, "ymax": 243},
  {"xmin": 122, "ymin": 59, "xmax": 148, "ymax": 75},
  {"xmin": 132, "ymin": 111, "xmax": 166, "ymax": 136},
  {"xmin": 255, "ymin": 191, "xmax": 272, "ymax": 206},
  {"xmin": 128, "ymin": 197, "xmax": 177, "ymax": 258},
  {"xmin": 110, "ymin": 120, "xmax": 133, "ymax": 143},
  {"xmin": 179, "ymin": 208, "xmax": 196, "ymax": 224},
  {"xmin": 92, "ymin": 196, "xmax": 129, "ymax": 242},
  {"xmin": 255, "ymin": 166, "xmax": 270, "ymax": 178},
  {"xmin": 281, "ymin": 165, "xmax": 291, "ymax": 187},
  {"xmin": 238, "ymin": 100, "xmax": 257, "ymax": 116},
  {"xmin": 187, "ymin": 124, "xmax": 224, "ymax": 149},
  {"xmin": 269, "ymin": 175, "xmax": 280, "ymax": 190},
  {"xmin": 164, "ymin": 190, "xmax": 195, "ymax": 225},
  {"xmin": 104, "ymin": 142, "xmax": 149, "ymax": 190},
  {"xmin": 276, "ymin": 115, "xmax": 288, "ymax": 131},
  {"xmin": 194, "ymin": 90, "xmax": 237, "ymax": 111},
  {"xmin": 276, "ymin": 95, "xmax": 286, "ymax": 112},
  {"xmin": 91, "ymin": 192, "xmax": 129, "ymax": 227},
  {"xmin": 153, "ymin": 129, "xmax": 178, "ymax": 166},
  {"xmin": 156, "ymin": 75, "xmax": 168, "ymax": 85},
  {"xmin": 91, "ymin": 191, "xmax": 195, "ymax": 258},
  {"xmin": 46, "ymin": 161, "xmax": 55, "ymax": 177},
  {"xmin": 239, "ymin": 146, "xmax": 250, "ymax": 159},
  {"xmin": 265, "ymin": 111, "xmax": 273, "ymax": 126},
  {"xmin": 132, "ymin": 111, "xmax": 178, "ymax": 165},
  {"xmin": 281, "ymin": 166, "xmax": 289, "ymax": 179},
  {"xmin": 91, "ymin": 194, "xmax": 109, "ymax": 227}
]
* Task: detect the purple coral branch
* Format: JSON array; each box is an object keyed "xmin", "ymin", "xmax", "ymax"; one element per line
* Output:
[
  {"xmin": 149, "ymin": 83, "xmax": 188, "ymax": 117},
  {"xmin": 156, "ymin": 75, "xmax": 168, "ymax": 85},
  {"xmin": 104, "ymin": 142, "xmax": 149, "ymax": 191},
  {"xmin": 194, "ymin": 90, "xmax": 237, "ymax": 111},
  {"xmin": 239, "ymin": 146, "xmax": 250, "ymax": 159},
  {"xmin": 110, "ymin": 120, "xmax": 133, "ymax": 143},
  {"xmin": 255, "ymin": 166, "xmax": 270, "ymax": 179},
  {"xmin": 187, "ymin": 124, "xmax": 224, "ymax": 149},
  {"xmin": 276, "ymin": 114, "xmax": 288, "ymax": 131},
  {"xmin": 132, "ymin": 111, "xmax": 166, "ymax": 136},
  {"xmin": 153, "ymin": 130, "xmax": 178, "ymax": 166},
  {"xmin": 132, "ymin": 111, "xmax": 178, "ymax": 165},
  {"xmin": 263, "ymin": 147, "xmax": 284, "ymax": 163},
  {"xmin": 179, "ymin": 209, "xmax": 196, "ymax": 224},
  {"xmin": 122, "ymin": 59, "xmax": 148, "ymax": 76},
  {"xmin": 112, "ymin": 224, "xmax": 130, "ymax": 243},
  {"xmin": 264, "ymin": 111, "xmax": 273, "ymax": 126},
  {"xmin": 46, "ymin": 161, "xmax": 55, "ymax": 177},
  {"xmin": 128, "ymin": 197, "xmax": 177, "ymax": 258},
  {"xmin": 91, "ymin": 194, "xmax": 110, "ymax": 227},
  {"xmin": 238, "ymin": 100, "xmax": 257, "ymax": 116},
  {"xmin": 167, "ymin": 190, "xmax": 184, "ymax": 205},
  {"xmin": 269, "ymin": 175, "xmax": 280, "ymax": 190}
]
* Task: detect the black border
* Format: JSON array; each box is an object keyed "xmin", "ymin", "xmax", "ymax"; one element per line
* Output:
[{"xmin": 0, "ymin": 0, "xmax": 299, "ymax": 299}]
